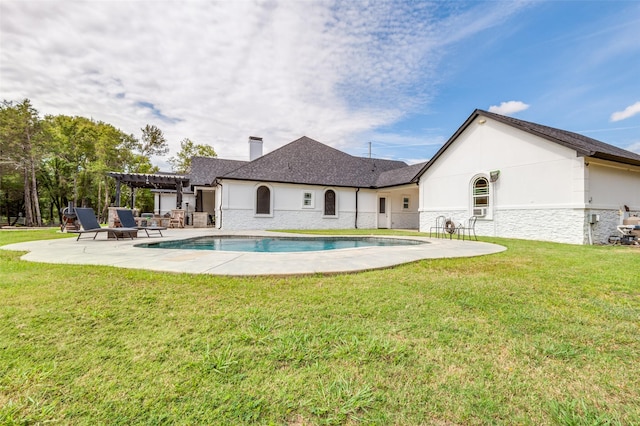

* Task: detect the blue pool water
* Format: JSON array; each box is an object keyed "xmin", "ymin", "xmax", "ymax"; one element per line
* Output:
[{"xmin": 138, "ymin": 236, "xmax": 426, "ymax": 253}]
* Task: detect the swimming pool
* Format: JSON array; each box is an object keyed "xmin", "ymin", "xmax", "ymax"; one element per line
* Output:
[{"xmin": 138, "ymin": 235, "xmax": 427, "ymax": 253}]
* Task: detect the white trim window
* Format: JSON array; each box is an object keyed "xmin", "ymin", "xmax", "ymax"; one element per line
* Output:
[
  {"xmin": 323, "ymin": 189, "xmax": 337, "ymax": 217},
  {"xmin": 302, "ymin": 191, "xmax": 314, "ymax": 209},
  {"xmin": 255, "ymin": 184, "xmax": 273, "ymax": 217},
  {"xmin": 402, "ymin": 195, "xmax": 410, "ymax": 210},
  {"xmin": 471, "ymin": 175, "xmax": 490, "ymax": 218}
]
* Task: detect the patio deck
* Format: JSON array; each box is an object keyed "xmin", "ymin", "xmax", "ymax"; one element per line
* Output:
[{"xmin": 1, "ymin": 229, "xmax": 505, "ymax": 276}]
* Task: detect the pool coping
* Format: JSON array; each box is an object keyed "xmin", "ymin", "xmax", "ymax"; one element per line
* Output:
[{"xmin": 1, "ymin": 229, "xmax": 506, "ymax": 276}]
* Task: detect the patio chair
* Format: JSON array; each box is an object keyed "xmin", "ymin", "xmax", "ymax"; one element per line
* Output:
[
  {"xmin": 116, "ymin": 209, "xmax": 166, "ymax": 237},
  {"xmin": 74, "ymin": 207, "xmax": 137, "ymax": 241},
  {"xmin": 169, "ymin": 209, "xmax": 185, "ymax": 228},
  {"xmin": 429, "ymin": 215, "xmax": 447, "ymax": 238},
  {"xmin": 457, "ymin": 216, "xmax": 478, "ymax": 241}
]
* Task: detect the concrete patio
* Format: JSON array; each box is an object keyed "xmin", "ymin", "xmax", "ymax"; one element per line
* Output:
[{"xmin": 2, "ymin": 229, "xmax": 506, "ymax": 276}]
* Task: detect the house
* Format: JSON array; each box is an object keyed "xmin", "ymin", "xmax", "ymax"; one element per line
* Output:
[
  {"xmin": 109, "ymin": 109, "xmax": 640, "ymax": 244},
  {"xmin": 417, "ymin": 109, "xmax": 640, "ymax": 244},
  {"xmin": 188, "ymin": 136, "xmax": 424, "ymax": 230}
]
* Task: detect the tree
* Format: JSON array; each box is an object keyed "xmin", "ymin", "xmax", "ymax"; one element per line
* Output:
[
  {"xmin": 168, "ymin": 138, "xmax": 217, "ymax": 173},
  {"xmin": 0, "ymin": 100, "xmax": 183, "ymax": 225},
  {"xmin": 0, "ymin": 171, "xmax": 23, "ymax": 225},
  {"xmin": 41, "ymin": 115, "xmax": 145, "ymax": 222},
  {"xmin": 0, "ymin": 99, "xmax": 44, "ymax": 226},
  {"xmin": 44, "ymin": 115, "xmax": 98, "ymax": 208},
  {"xmin": 139, "ymin": 124, "xmax": 168, "ymax": 158}
]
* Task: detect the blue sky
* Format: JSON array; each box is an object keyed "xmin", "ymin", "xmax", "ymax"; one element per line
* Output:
[{"xmin": 1, "ymin": 0, "xmax": 639, "ymax": 168}]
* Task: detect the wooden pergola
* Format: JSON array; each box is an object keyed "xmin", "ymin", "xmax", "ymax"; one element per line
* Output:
[{"xmin": 107, "ymin": 172, "xmax": 190, "ymax": 209}]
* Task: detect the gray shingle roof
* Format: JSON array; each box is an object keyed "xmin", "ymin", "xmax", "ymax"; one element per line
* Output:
[
  {"xmin": 375, "ymin": 161, "xmax": 427, "ymax": 188},
  {"xmin": 187, "ymin": 157, "xmax": 247, "ymax": 186},
  {"xmin": 220, "ymin": 136, "xmax": 418, "ymax": 188}
]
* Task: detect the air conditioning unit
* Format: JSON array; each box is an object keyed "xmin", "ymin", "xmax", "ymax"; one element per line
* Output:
[{"xmin": 472, "ymin": 207, "xmax": 487, "ymax": 217}]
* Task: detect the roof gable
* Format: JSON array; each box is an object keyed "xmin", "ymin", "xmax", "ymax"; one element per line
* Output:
[
  {"xmin": 478, "ymin": 110, "xmax": 640, "ymax": 165},
  {"xmin": 416, "ymin": 109, "xmax": 640, "ymax": 179}
]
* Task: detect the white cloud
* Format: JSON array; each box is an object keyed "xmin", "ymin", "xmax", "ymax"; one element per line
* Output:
[
  {"xmin": 488, "ymin": 101, "xmax": 530, "ymax": 116},
  {"xmin": 610, "ymin": 102, "xmax": 640, "ymax": 122},
  {"xmin": 0, "ymin": 0, "xmax": 531, "ymax": 166},
  {"xmin": 626, "ymin": 141, "xmax": 640, "ymax": 155}
]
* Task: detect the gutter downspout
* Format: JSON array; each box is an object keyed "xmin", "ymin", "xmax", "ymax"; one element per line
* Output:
[
  {"xmin": 216, "ymin": 180, "xmax": 223, "ymax": 229},
  {"xmin": 355, "ymin": 188, "xmax": 360, "ymax": 229}
]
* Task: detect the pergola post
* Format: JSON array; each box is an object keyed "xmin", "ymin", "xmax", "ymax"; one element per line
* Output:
[
  {"xmin": 115, "ymin": 180, "xmax": 121, "ymax": 207},
  {"xmin": 176, "ymin": 180, "xmax": 183, "ymax": 208}
]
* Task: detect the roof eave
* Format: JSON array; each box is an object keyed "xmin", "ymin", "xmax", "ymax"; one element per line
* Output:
[
  {"xmin": 590, "ymin": 152, "xmax": 640, "ymax": 167},
  {"xmin": 375, "ymin": 181, "xmax": 420, "ymax": 190},
  {"xmin": 217, "ymin": 176, "xmax": 363, "ymax": 189}
]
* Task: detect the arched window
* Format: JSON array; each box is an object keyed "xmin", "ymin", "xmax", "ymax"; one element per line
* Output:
[
  {"xmin": 256, "ymin": 185, "xmax": 271, "ymax": 215},
  {"xmin": 472, "ymin": 176, "xmax": 489, "ymax": 216},
  {"xmin": 324, "ymin": 189, "xmax": 336, "ymax": 216}
]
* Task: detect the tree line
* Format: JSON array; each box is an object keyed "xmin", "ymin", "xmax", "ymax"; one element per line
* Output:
[{"xmin": 0, "ymin": 99, "xmax": 216, "ymax": 226}]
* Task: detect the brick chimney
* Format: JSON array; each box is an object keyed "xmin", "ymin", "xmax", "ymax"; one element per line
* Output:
[{"xmin": 249, "ymin": 136, "xmax": 263, "ymax": 161}]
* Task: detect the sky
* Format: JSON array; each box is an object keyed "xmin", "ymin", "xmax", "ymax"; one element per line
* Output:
[{"xmin": 1, "ymin": 0, "xmax": 640, "ymax": 169}]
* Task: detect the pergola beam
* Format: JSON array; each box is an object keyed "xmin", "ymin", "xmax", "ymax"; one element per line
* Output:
[{"xmin": 107, "ymin": 172, "xmax": 190, "ymax": 208}]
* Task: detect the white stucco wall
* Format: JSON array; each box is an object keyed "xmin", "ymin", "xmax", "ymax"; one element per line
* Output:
[
  {"xmin": 587, "ymin": 161, "xmax": 640, "ymax": 210},
  {"xmin": 217, "ymin": 180, "xmax": 367, "ymax": 230},
  {"xmin": 153, "ymin": 191, "xmax": 195, "ymax": 219},
  {"xmin": 418, "ymin": 116, "xmax": 590, "ymax": 243},
  {"xmin": 420, "ymin": 117, "xmax": 587, "ymax": 212},
  {"xmin": 154, "ymin": 192, "xmax": 183, "ymax": 216},
  {"xmin": 193, "ymin": 187, "xmax": 216, "ymax": 214},
  {"xmin": 418, "ymin": 116, "xmax": 640, "ymax": 244},
  {"xmin": 389, "ymin": 189, "xmax": 419, "ymax": 229},
  {"xmin": 215, "ymin": 181, "xmax": 419, "ymax": 231},
  {"xmin": 585, "ymin": 160, "xmax": 640, "ymax": 243},
  {"xmin": 355, "ymin": 190, "xmax": 378, "ymax": 229}
]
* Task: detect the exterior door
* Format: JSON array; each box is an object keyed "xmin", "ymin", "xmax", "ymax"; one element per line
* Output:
[{"xmin": 378, "ymin": 196, "xmax": 388, "ymax": 228}]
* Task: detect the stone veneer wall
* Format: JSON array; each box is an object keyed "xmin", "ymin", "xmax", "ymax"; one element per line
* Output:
[
  {"xmin": 420, "ymin": 208, "xmax": 594, "ymax": 244},
  {"xmin": 419, "ymin": 210, "xmax": 467, "ymax": 236},
  {"xmin": 107, "ymin": 207, "xmax": 119, "ymax": 228},
  {"xmin": 586, "ymin": 209, "xmax": 625, "ymax": 245}
]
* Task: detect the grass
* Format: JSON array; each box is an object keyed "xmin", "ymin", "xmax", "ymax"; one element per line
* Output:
[{"xmin": 1, "ymin": 229, "xmax": 639, "ymax": 425}]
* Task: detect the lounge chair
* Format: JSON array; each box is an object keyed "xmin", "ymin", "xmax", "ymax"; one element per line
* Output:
[
  {"xmin": 74, "ymin": 207, "xmax": 137, "ymax": 241},
  {"xmin": 116, "ymin": 209, "xmax": 166, "ymax": 237}
]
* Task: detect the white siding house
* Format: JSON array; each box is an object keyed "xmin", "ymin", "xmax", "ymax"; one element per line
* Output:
[
  {"xmin": 190, "ymin": 137, "xmax": 422, "ymax": 231},
  {"xmin": 216, "ymin": 181, "xmax": 360, "ymax": 230},
  {"xmin": 417, "ymin": 110, "xmax": 640, "ymax": 244},
  {"xmin": 111, "ymin": 109, "xmax": 640, "ymax": 244}
]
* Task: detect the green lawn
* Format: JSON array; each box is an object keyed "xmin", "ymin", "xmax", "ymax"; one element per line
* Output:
[{"xmin": 1, "ymin": 229, "xmax": 639, "ymax": 425}]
